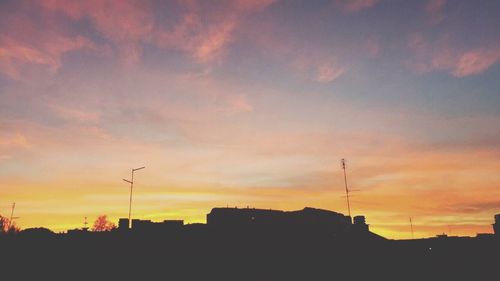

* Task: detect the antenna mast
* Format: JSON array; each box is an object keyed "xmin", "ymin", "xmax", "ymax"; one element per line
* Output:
[
  {"xmin": 8, "ymin": 202, "xmax": 19, "ymax": 230},
  {"xmin": 341, "ymin": 158, "xmax": 352, "ymax": 221},
  {"xmin": 409, "ymin": 217, "xmax": 414, "ymax": 239}
]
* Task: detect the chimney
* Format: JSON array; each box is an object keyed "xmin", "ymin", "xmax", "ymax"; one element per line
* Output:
[
  {"xmin": 353, "ymin": 215, "xmax": 369, "ymax": 232},
  {"xmin": 493, "ymin": 214, "xmax": 500, "ymax": 235}
]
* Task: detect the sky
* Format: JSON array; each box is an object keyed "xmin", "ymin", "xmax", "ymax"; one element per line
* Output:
[{"xmin": 1, "ymin": 0, "xmax": 500, "ymax": 239}]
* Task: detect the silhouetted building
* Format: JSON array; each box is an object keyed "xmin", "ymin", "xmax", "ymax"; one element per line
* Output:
[
  {"xmin": 353, "ymin": 215, "xmax": 369, "ymax": 232},
  {"xmin": 494, "ymin": 214, "xmax": 500, "ymax": 235},
  {"xmin": 118, "ymin": 218, "xmax": 129, "ymax": 230},
  {"xmin": 476, "ymin": 233, "xmax": 494, "ymax": 239},
  {"xmin": 118, "ymin": 218, "xmax": 184, "ymax": 232},
  {"xmin": 207, "ymin": 207, "xmax": 351, "ymax": 235}
]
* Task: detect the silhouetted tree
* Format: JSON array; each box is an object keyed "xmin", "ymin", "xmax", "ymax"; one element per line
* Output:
[
  {"xmin": 0, "ymin": 215, "xmax": 6, "ymax": 233},
  {"xmin": 0, "ymin": 215, "xmax": 20, "ymax": 234},
  {"xmin": 91, "ymin": 215, "xmax": 116, "ymax": 232}
]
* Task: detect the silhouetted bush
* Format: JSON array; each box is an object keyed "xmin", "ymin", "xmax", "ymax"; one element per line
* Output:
[{"xmin": 91, "ymin": 215, "xmax": 116, "ymax": 232}]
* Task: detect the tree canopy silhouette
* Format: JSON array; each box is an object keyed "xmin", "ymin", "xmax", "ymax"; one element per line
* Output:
[
  {"xmin": 91, "ymin": 215, "xmax": 116, "ymax": 232},
  {"xmin": 0, "ymin": 214, "xmax": 20, "ymax": 234}
]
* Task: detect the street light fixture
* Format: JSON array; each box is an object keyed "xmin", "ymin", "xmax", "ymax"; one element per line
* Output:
[{"xmin": 123, "ymin": 166, "xmax": 145, "ymax": 229}]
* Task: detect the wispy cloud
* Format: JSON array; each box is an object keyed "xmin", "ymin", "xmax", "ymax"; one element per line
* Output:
[
  {"xmin": 0, "ymin": 132, "xmax": 31, "ymax": 161},
  {"xmin": 290, "ymin": 55, "xmax": 347, "ymax": 83},
  {"xmin": 0, "ymin": 133, "xmax": 30, "ymax": 148},
  {"xmin": 452, "ymin": 47, "xmax": 500, "ymax": 77},
  {"xmin": 41, "ymin": 0, "xmax": 276, "ymax": 64},
  {"xmin": 48, "ymin": 104, "xmax": 101, "ymax": 124},
  {"xmin": 407, "ymin": 33, "xmax": 500, "ymax": 77},
  {"xmin": 0, "ymin": 34, "xmax": 93, "ymax": 79},
  {"xmin": 315, "ymin": 60, "xmax": 346, "ymax": 82},
  {"xmin": 192, "ymin": 20, "xmax": 237, "ymax": 62},
  {"xmin": 335, "ymin": 0, "xmax": 379, "ymax": 13},
  {"xmin": 425, "ymin": 0, "xmax": 446, "ymax": 24},
  {"xmin": 219, "ymin": 94, "xmax": 254, "ymax": 115},
  {"xmin": 42, "ymin": 0, "xmax": 157, "ymax": 64}
]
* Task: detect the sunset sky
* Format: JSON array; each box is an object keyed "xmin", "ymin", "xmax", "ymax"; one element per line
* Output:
[{"xmin": 1, "ymin": 0, "xmax": 500, "ymax": 238}]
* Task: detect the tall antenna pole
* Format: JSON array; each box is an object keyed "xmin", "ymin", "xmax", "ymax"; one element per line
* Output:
[
  {"xmin": 409, "ymin": 217, "xmax": 414, "ymax": 239},
  {"xmin": 128, "ymin": 168, "xmax": 134, "ymax": 228},
  {"xmin": 341, "ymin": 158, "xmax": 352, "ymax": 221},
  {"xmin": 8, "ymin": 202, "xmax": 15, "ymax": 229},
  {"xmin": 123, "ymin": 166, "xmax": 145, "ymax": 229}
]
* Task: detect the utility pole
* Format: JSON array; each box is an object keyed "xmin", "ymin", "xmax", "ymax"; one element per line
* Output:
[
  {"xmin": 123, "ymin": 166, "xmax": 145, "ymax": 229},
  {"xmin": 410, "ymin": 217, "xmax": 414, "ymax": 239},
  {"xmin": 341, "ymin": 158, "xmax": 352, "ymax": 222}
]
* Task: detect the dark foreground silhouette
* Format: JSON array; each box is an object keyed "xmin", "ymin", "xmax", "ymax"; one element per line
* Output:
[{"xmin": 1, "ymin": 207, "xmax": 498, "ymax": 280}]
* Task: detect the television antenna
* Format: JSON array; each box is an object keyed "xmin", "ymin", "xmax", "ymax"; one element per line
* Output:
[
  {"xmin": 8, "ymin": 203, "xmax": 20, "ymax": 230},
  {"xmin": 409, "ymin": 217, "xmax": 415, "ymax": 239},
  {"xmin": 341, "ymin": 159, "xmax": 353, "ymax": 222}
]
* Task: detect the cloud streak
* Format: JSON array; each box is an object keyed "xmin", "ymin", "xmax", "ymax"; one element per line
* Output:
[
  {"xmin": 426, "ymin": 0, "xmax": 446, "ymax": 24},
  {"xmin": 452, "ymin": 47, "xmax": 500, "ymax": 77},
  {"xmin": 41, "ymin": 0, "xmax": 276, "ymax": 64},
  {"xmin": 315, "ymin": 60, "xmax": 346, "ymax": 82},
  {"xmin": 336, "ymin": 0, "xmax": 379, "ymax": 13},
  {"xmin": 0, "ymin": 33, "xmax": 93, "ymax": 79},
  {"xmin": 407, "ymin": 33, "xmax": 500, "ymax": 77}
]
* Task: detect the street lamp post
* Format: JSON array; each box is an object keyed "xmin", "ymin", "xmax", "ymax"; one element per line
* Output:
[{"xmin": 123, "ymin": 166, "xmax": 145, "ymax": 229}]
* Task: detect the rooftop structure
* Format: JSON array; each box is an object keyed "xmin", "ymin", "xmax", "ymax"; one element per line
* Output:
[
  {"xmin": 493, "ymin": 214, "xmax": 500, "ymax": 235},
  {"xmin": 118, "ymin": 218, "xmax": 184, "ymax": 232}
]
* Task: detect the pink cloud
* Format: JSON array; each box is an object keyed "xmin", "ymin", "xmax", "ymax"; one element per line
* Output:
[
  {"xmin": 220, "ymin": 94, "xmax": 253, "ymax": 115},
  {"xmin": 407, "ymin": 33, "xmax": 500, "ymax": 77},
  {"xmin": 153, "ymin": 15, "xmax": 236, "ymax": 63},
  {"xmin": 160, "ymin": 0, "xmax": 277, "ymax": 62},
  {"xmin": 290, "ymin": 55, "xmax": 346, "ymax": 83},
  {"xmin": 452, "ymin": 48, "xmax": 500, "ymax": 77},
  {"xmin": 78, "ymin": 125, "xmax": 113, "ymax": 140},
  {"xmin": 237, "ymin": 7, "xmax": 379, "ymax": 82},
  {"xmin": 193, "ymin": 20, "xmax": 237, "ymax": 62},
  {"xmin": 0, "ymin": 36, "xmax": 48, "ymax": 78},
  {"xmin": 407, "ymin": 33, "xmax": 452, "ymax": 73},
  {"xmin": 42, "ymin": 0, "xmax": 155, "ymax": 42},
  {"xmin": 363, "ymin": 37, "xmax": 381, "ymax": 57},
  {"xmin": 0, "ymin": 131, "xmax": 30, "ymax": 162},
  {"xmin": 0, "ymin": 3, "xmax": 99, "ymax": 79},
  {"xmin": 48, "ymin": 104, "xmax": 101, "ymax": 123},
  {"xmin": 232, "ymin": 0, "xmax": 278, "ymax": 12},
  {"xmin": 336, "ymin": 0, "xmax": 379, "ymax": 13},
  {"xmin": 0, "ymin": 34, "xmax": 93, "ymax": 79},
  {"xmin": 0, "ymin": 133, "xmax": 30, "ymax": 148},
  {"xmin": 41, "ymin": 0, "xmax": 276, "ymax": 64},
  {"xmin": 315, "ymin": 60, "xmax": 345, "ymax": 83},
  {"xmin": 42, "ymin": 0, "xmax": 155, "ymax": 64},
  {"xmin": 426, "ymin": 0, "xmax": 446, "ymax": 24}
]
